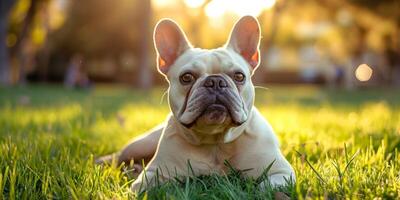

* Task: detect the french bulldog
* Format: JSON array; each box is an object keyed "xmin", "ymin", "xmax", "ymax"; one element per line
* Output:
[{"xmin": 97, "ymin": 16, "xmax": 295, "ymax": 192}]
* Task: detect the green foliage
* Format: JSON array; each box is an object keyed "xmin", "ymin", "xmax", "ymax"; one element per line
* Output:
[{"xmin": 0, "ymin": 85, "xmax": 399, "ymax": 199}]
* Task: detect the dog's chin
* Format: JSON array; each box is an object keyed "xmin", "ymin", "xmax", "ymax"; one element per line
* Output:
[{"xmin": 196, "ymin": 104, "xmax": 230, "ymax": 126}]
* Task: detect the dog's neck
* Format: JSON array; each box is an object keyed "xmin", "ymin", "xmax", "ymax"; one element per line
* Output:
[{"xmin": 169, "ymin": 109, "xmax": 253, "ymax": 145}]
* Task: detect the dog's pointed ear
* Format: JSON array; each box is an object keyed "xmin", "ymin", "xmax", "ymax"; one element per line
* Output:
[
  {"xmin": 226, "ymin": 16, "xmax": 261, "ymax": 70},
  {"xmin": 154, "ymin": 19, "xmax": 191, "ymax": 75}
]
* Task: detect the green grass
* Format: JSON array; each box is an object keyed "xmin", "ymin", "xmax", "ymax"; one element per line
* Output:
[{"xmin": 0, "ymin": 84, "xmax": 399, "ymax": 199}]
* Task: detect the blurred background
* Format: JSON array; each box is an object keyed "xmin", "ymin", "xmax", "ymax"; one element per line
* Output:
[{"xmin": 0, "ymin": 0, "xmax": 399, "ymax": 89}]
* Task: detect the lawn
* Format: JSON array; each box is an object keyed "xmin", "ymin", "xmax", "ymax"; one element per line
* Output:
[{"xmin": 0, "ymin": 84, "xmax": 399, "ymax": 199}]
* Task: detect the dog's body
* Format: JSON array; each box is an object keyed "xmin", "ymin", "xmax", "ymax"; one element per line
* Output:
[{"xmin": 98, "ymin": 16, "xmax": 295, "ymax": 192}]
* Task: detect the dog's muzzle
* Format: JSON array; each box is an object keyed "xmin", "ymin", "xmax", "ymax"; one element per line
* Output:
[{"xmin": 179, "ymin": 75, "xmax": 247, "ymax": 127}]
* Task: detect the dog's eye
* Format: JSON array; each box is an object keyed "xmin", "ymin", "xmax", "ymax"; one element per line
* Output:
[
  {"xmin": 233, "ymin": 72, "xmax": 245, "ymax": 82},
  {"xmin": 180, "ymin": 73, "xmax": 195, "ymax": 84}
]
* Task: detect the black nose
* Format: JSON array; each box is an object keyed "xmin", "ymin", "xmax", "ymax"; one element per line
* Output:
[{"xmin": 203, "ymin": 75, "xmax": 228, "ymax": 90}]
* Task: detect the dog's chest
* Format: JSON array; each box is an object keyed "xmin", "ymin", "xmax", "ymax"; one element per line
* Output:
[
  {"xmin": 209, "ymin": 145, "xmax": 226, "ymax": 167},
  {"xmin": 190, "ymin": 144, "xmax": 235, "ymax": 174}
]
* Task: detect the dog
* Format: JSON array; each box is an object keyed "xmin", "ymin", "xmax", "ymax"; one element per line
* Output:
[{"xmin": 97, "ymin": 16, "xmax": 295, "ymax": 192}]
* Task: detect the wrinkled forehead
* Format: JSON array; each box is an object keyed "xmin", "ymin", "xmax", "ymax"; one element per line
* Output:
[{"xmin": 167, "ymin": 48, "xmax": 250, "ymax": 77}]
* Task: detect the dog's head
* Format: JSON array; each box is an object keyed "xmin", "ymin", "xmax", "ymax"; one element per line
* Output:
[{"xmin": 154, "ymin": 16, "xmax": 260, "ymax": 135}]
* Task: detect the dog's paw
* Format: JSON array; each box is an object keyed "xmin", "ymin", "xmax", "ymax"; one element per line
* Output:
[
  {"xmin": 131, "ymin": 180, "xmax": 145, "ymax": 193},
  {"xmin": 274, "ymin": 192, "xmax": 291, "ymax": 200},
  {"xmin": 94, "ymin": 154, "xmax": 118, "ymax": 166},
  {"xmin": 123, "ymin": 163, "xmax": 143, "ymax": 179}
]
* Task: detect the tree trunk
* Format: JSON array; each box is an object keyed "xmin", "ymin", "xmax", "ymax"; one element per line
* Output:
[
  {"xmin": 0, "ymin": 0, "xmax": 15, "ymax": 85},
  {"xmin": 10, "ymin": 0, "xmax": 38, "ymax": 84},
  {"xmin": 0, "ymin": 17, "xmax": 10, "ymax": 85},
  {"xmin": 136, "ymin": 0, "xmax": 153, "ymax": 89}
]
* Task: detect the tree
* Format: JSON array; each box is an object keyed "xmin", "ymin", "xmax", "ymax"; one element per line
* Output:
[
  {"xmin": 136, "ymin": 0, "xmax": 153, "ymax": 89},
  {"xmin": 0, "ymin": 0, "xmax": 15, "ymax": 85},
  {"xmin": 10, "ymin": 0, "xmax": 43, "ymax": 84}
]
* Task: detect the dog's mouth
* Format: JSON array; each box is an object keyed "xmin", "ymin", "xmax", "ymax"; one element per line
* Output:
[
  {"xmin": 181, "ymin": 102, "xmax": 229, "ymax": 128},
  {"xmin": 180, "ymin": 93, "xmax": 246, "ymax": 128}
]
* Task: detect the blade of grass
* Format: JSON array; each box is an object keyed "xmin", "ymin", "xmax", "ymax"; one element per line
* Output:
[{"xmin": 296, "ymin": 150, "xmax": 326, "ymax": 185}]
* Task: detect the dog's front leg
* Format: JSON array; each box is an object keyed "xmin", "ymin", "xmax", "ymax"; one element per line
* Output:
[
  {"xmin": 259, "ymin": 152, "xmax": 295, "ymax": 188},
  {"xmin": 95, "ymin": 124, "xmax": 163, "ymax": 168},
  {"xmin": 130, "ymin": 157, "xmax": 173, "ymax": 193},
  {"xmin": 230, "ymin": 140, "xmax": 295, "ymax": 188}
]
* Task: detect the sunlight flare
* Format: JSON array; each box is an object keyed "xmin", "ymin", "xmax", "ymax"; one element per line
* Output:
[
  {"xmin": 355, "ymin": 64, "xmax": 373, "ymax": 82},
  {"xmin": 205, "ymin": 0, "xmax": 276, "ymax": 18},
  {"xmin": 153, "ymin": 0, "xmax": 178, "ymax": 7},
  {"xmin": 184, "ymin": 0, "xmax": 207, "ymax": 8}
]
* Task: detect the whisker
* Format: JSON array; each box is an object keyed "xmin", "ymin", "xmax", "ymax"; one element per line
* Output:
[
  {"xmin": 160, "ymin": 88, "xmax": 169, "ymax": 104},
  {"xmin": 254, "ymin": 85, "xmax": 270, "ymax": 91}
]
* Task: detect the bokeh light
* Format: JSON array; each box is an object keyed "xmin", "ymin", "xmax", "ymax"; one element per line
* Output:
[
  {"xmin": 184, "ymin": 0, "xmax": 206, "ymax": 8},
  {"xmin": 355, "ymin": 64, "xmax": 373, "ymax": 82}
]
